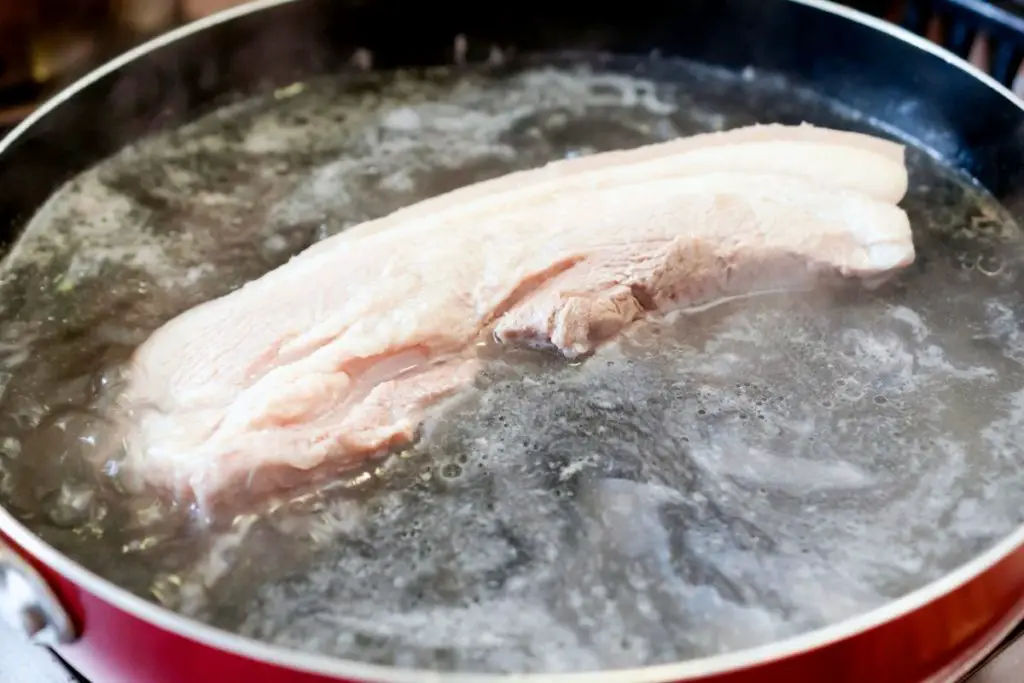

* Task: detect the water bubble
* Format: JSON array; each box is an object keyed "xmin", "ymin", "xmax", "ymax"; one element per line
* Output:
[
  {"xmin": 122, "ymin": 535, "xmax": 165, "ymax": 554},
  {"xmin": 150, "ymin": 573, "xmax": 184, "ymax": 608},
  {"xmin": 835, "ymin": 378, "xmax": 866, "ymax": 402},
  {"xmin": 0, "ymin": 436, "xmax": 20, "ymax": 458},
  {"xmin": 440, "ymin": 463, "xmax": 463, "ymax": 479},
  {"xmin": 0, "ymin": 371, "xmax": 11, "ymax": 400},
  {"xmin": 978, "ymin": 254, "xmax": 1005, "ymax": 277},
  {"xmin": 955, "ymin": 250, "xmax": 977, "ymax": 271},
  {"xmin": 563, "ymin": 147, "xmax": 597, "ymax": 159},
  {"xmin": 46, "ymin": 483, "xmax": 96, "ymax": 528}
]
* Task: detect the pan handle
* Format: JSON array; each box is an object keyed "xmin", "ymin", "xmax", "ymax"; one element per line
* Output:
[{"xmin": 0, "ymin": 536, "xmax": 76, "ymax": 646}]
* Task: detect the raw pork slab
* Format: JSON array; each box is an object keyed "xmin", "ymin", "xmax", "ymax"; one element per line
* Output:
[{"xmin": 120, "ymin": 123, "xmax": 913, "ymax": 508}]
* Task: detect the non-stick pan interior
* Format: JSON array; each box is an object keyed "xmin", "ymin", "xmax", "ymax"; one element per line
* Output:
[{"xmin": 3, "ymin": 0, "xmax": 1024, "ymax": 676}]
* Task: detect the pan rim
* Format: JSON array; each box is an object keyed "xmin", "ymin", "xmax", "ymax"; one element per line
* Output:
[{"xmin": 3, "ymin": 0, "xmax": 1024, "ymax": 680}]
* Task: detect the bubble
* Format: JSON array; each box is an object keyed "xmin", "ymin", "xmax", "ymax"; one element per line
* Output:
[
  {"xmin": 0, "ymin": 436, "xmax": 21, "ymax": 458},
  {"xmin": 45, "ymin": 482, "xmax": 96, "ymax": 528},
  {"xmin": 440, "ymin": 463, "xmax": 463, "ymax": 479},
  {"xmin": 978, "ymin": 254, "xmax": 1005, "ymax": 277}
]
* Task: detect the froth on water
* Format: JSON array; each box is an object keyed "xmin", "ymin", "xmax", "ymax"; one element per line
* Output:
[{"xmin": 0, "ymin": 58, "xmax": 1024, "ymax": 674}]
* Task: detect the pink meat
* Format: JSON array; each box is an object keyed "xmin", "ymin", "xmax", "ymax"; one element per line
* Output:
[{"xmin": 121, "ymin": 123, "xmax": 913, "ymax": 508}]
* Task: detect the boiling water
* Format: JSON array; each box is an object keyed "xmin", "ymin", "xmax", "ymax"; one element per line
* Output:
[{"xmin": 2, "ymin": 57, "xmax": 1024, "ymax": 674}]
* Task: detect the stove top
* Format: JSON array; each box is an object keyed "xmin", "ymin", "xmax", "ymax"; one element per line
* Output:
[
  {"xmin": 969, "ymin": 622, "xmax": 1024, "ymax": 681},
  {"xmin": 0, "ymin": 620, "xmax": 1021, "ymax": 683},
  {"xmin": 0, "ymin": 1, "xmax": 250, "ymax": 136}
]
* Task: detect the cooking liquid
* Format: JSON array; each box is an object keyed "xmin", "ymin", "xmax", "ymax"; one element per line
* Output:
[{"xmin": 1, "ymin": 57, "xmax": 1024, "ymax": 673}]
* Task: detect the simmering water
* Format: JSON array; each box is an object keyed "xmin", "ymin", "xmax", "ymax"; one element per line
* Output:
[{"xmin": 2, "ymin": 56, "xmax": 1024, "ymax": 673}]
